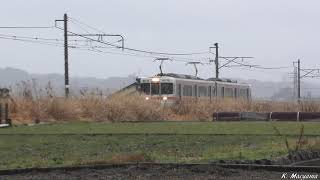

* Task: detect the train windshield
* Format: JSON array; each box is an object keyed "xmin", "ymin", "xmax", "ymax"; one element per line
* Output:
[
  {"xmin": 151, "ymin": 83, "xmax": 160, "ymax": 95},
  {"xmin": 161, "ymin": 83, "xmax": 173, "ymax": 94},
  {"xmin": 141, "ymin": 83, "xmax": 173, "ymax": 95},
  {"xmin": 140, "ymin": 83, "xmax": 150, "ymax": 95},
  {"xmin": 152, "ymin": 83, "xmax": 173, "ymax": 95}
]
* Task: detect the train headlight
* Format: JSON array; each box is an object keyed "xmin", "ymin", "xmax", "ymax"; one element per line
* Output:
[
  {"xmin": 145, "ymin": 97, "xmax": 149, "ymax": 100},
  {"xmin": 151, "ymin": 78, "xmax": 160, "ymax": 82},
  {"xmin": 163, "ymin": 96, "xmax": 168, "ymax": 100}
]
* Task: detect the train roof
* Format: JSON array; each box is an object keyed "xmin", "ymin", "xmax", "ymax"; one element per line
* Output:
[
  {"xmin": 157, "ymin": 73, "xmax": 202, "ymax": 80},
  {"xmin": 154, "ymin": 73, "xmax": 238, "ymax": 83}
]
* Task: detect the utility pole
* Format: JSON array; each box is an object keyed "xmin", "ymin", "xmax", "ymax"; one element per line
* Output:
[
  {"xmin": 209, "ymin": 43, "xmax": 253, "ymax": 79},
  {"xmin": 297, "ymin": 59, "xmax": 300, "ymax": 101},
  {"xmin": 209, "ymin": 43, "xmax": 219, "ymax": 78},
  {"xmin": 293, "ymin": 67, "xmax": 298, "ymax": 100},
  {"xmin": 293, "ymin": 59, "xmax": 301, "ymax": 101},
  {"xmin": 56, "ymin": 13, "xmax": 69, "ymax": 98},
  {"xmin": 214, "ymin": 43, "xmax": 219, "ymax": 78},
  {"xmin": 55, "ymin": 14, "xmax": 125, "ymax": 98},
  {"xmin": 64, "ymin": 14, "xmax": 69, "ymax": 98},
  {"xmin": 293, "ymin": 59, "xmax": 320, "ymax": 102}
]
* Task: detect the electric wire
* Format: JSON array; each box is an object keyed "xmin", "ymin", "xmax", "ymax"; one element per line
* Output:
[
  {"xmin": 0, "ymin": 36, "xmax": 65, "ymax": 48},
  {"xmin": 0, "ymin": 32, "xmax": 202, "ymax": 62},
  {"xmin": 0, "ymin": 34, "xmax": 91, "ymax": 42},
  {"xmin": 0, "ymin": 26, "xmax": 54, "ymax": 29},
  {"xmin": 0, "ymin": 20, "xmax": 300, "ymax": 72},
  {"xmin": 54, "ymin": 26, "xmax": 210, "ymax": 56},
  {"xmin": 0, "ymin": 31, "xmax": 294, "ymax": 71},
  {"xmin": 68, "ymin": 17, "xmax": 106, "ymax": 34}
]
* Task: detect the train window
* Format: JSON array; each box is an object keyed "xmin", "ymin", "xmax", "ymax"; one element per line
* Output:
[
  {"xmin": 199, "ymin": 86, "xmax": 207, "ymax": 97},
  {"xmin": 221, "ymin": 87, "xmax": 225, "ymax": 97},
  {"xmin": 178, "ymin": 84, "xmax": 182, "ymax": 98},
  {"xmin": 208, "ymin": 86, "xmax": 212, "ymax": 97},
  {"xmin": 161, "ymin": 83, "xmax": 173, "ymax": 94},
  {"xmin": 141, "ymin": 83, "xmax": 150, "ymax": 95},
  {"xmin": 183, "ymin": 85, "xmax": 192, "ymax": 96},
  {"xmin": 225, "ymin": 88, "xmax": 233, "ymax": 97},
  {"xmin": 239, "ymin": 89, "xmax": 246, "ymax": 98},
  {"xmin": 234, "ymin": 88, "xmax": 237, "ymax": 98},
  {"xmin": 151, "ymin": 83, "xmax": 160, "ymax": 95},
  {"xmin": 194, "ymin": 85, "xmax": 198, "ymax": 97}
]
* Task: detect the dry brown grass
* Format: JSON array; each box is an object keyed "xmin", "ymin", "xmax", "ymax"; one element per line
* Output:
[
  {"xmin": 5, "ymin": 82, "xmax": 320, "ymax": 124},
  {"xmin": 8, "ymin": 95, "xmax": 320, "ymax": 124},
  {"xmin": 9, "ymin": 94, "xmax": 170, "ymax": 124}
]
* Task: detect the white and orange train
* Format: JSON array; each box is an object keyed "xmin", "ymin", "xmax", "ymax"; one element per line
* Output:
[{"xmin": 137, "ymin": 73, "xmax": 251, "ymax": 103}]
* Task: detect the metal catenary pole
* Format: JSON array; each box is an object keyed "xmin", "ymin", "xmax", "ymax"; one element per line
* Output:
[
  {"xmin": 64, "ymin": 13, "xmax": 70, "ymax": 98},
  {"xmin": 215, "ymin": 43, "xmax": 219, "ymax": 78},
  {"xmin": 56, "ymin": 13, "xmax": 70, "ymax": 98},
  {"xmin": 297, "ymin": 59, "xmax": 300, "ymax": 101}
]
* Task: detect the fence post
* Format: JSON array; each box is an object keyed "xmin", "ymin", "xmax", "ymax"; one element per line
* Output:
[{"xmin": 0, "ymin": 88, "xmax": 11, "ymax": 126}]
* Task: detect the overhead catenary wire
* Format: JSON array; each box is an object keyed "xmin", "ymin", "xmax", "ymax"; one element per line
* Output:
[
  {"xmin": 69, "ymin": 17, "xmax": 129, "ymax": 46},
  {"xmin": 0, "ymin": 30, "xmax": 294, "ymax": 72},
  {"xmin": 0, "ymin": 31, "xmax": 293, "ymax": 71},
  {"xmin": 0, "ymin": 35, "xmax": 101, "ymax": 49},
  {"xmin": 0, "ymin": 26, "xmax": 54, "ymax": 29},
  {"xmin": 0, "ymin": 17, "xmax": 301, "ymax": 74},
  {"xmin": 68, "ymin": 16, "xmax": 207, "ymax": 58},
  {"xmin": 0, "ymin": 32, "xmax": 208, "ymax": 63},
  {"xmin": 74, "ymin": 46, "xmax": 194, "ymax": 63},
  {"xmin": 0, "ymin": 36, "xmax": 65, "ymax": 48},
  {"xmin": 68, "ymin": 19, "xmax": 91, "ymax": 34},
  {"xmin": 54, "ymin": 26, "xmax": 210, "ymax": 56},
  {"xmin": 68, "ymin": 17, "xmax": 106, "ymax": 34},
  {"xmin": 0, "ymin": 33, "xmax": 94, "ymax": 42},
  {"xmin": 219, "ymin": 56, "xmax": 292, "ymax": 70},
  {"xmin": 0, "ymin": 20, "xmax": 289, "ymax": 71}
]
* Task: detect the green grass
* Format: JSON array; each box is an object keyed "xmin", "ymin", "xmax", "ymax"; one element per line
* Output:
[
  {"xmin": 1, "ymin": 121, "xmax": 320, "ymax": 135},
  {"xmin": 0, "ymin": 134, "xmax": 307, "ymax": 170},
  {"xmin": 0, "ymin": 122, "xmax": 320, "ymax": 170}
]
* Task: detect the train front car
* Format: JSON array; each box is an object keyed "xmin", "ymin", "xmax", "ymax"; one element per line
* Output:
[{"xmin": 139, "ymin": 76, "xmax": 176, "ymax": 105}]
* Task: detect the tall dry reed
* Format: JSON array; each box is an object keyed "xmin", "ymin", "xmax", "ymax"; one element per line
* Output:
[{"xmin": 6, "ymin": 81, "xmax": 320, "ymax": 124}]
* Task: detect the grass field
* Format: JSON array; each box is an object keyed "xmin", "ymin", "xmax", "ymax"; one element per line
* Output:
[
  {"xmin": 0, "ymin": 122, "xmax": 320, "ymax": 170},
  {"xmin": 1, "ymin": 121, "xmax": 320, "ymax": 135}
]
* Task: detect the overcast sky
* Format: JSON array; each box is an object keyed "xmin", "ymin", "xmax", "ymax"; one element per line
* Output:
[{"xmin": 0, "ymin": 0, "xmax": 319, "ymax": 82}]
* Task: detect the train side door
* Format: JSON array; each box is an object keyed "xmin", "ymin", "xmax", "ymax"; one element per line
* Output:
[
  {"xmin": 222, "ymin": 86, "xmax": 225, "ymax": 98},
  {"xmin": 178, "ymin": 84, "xmax": 182, "ymax": 100},
  {"xmin": 194, "ymin": 84, "xmax": 198, "ymax": 99},
  {"xmin": 208, "ymin": 86, "xmax": 212, "ymax": 101}
]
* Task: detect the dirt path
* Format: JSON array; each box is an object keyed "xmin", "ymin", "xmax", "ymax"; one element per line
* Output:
[{"xmin": 1, "ymin": 164, "xmax": 318, "ymax": 180}]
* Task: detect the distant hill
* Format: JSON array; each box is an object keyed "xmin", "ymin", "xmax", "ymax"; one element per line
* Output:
[
  {"xmin": 0, "ymin": 67, "xmax": 319, "ymax": 100},
  {"xmin": 0, "ymin": 67, "xmax": 136, "ymax": 96}
]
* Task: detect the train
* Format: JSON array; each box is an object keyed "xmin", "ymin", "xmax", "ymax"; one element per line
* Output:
[{"xmin": 137, "ymin": 73, "xmax": 251, "ymax": 103}]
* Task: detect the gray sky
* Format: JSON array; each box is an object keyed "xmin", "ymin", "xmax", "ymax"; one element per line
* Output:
[{"xmin": 0, "ymin": 0, "xmax": 319, "ymax": 81}]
